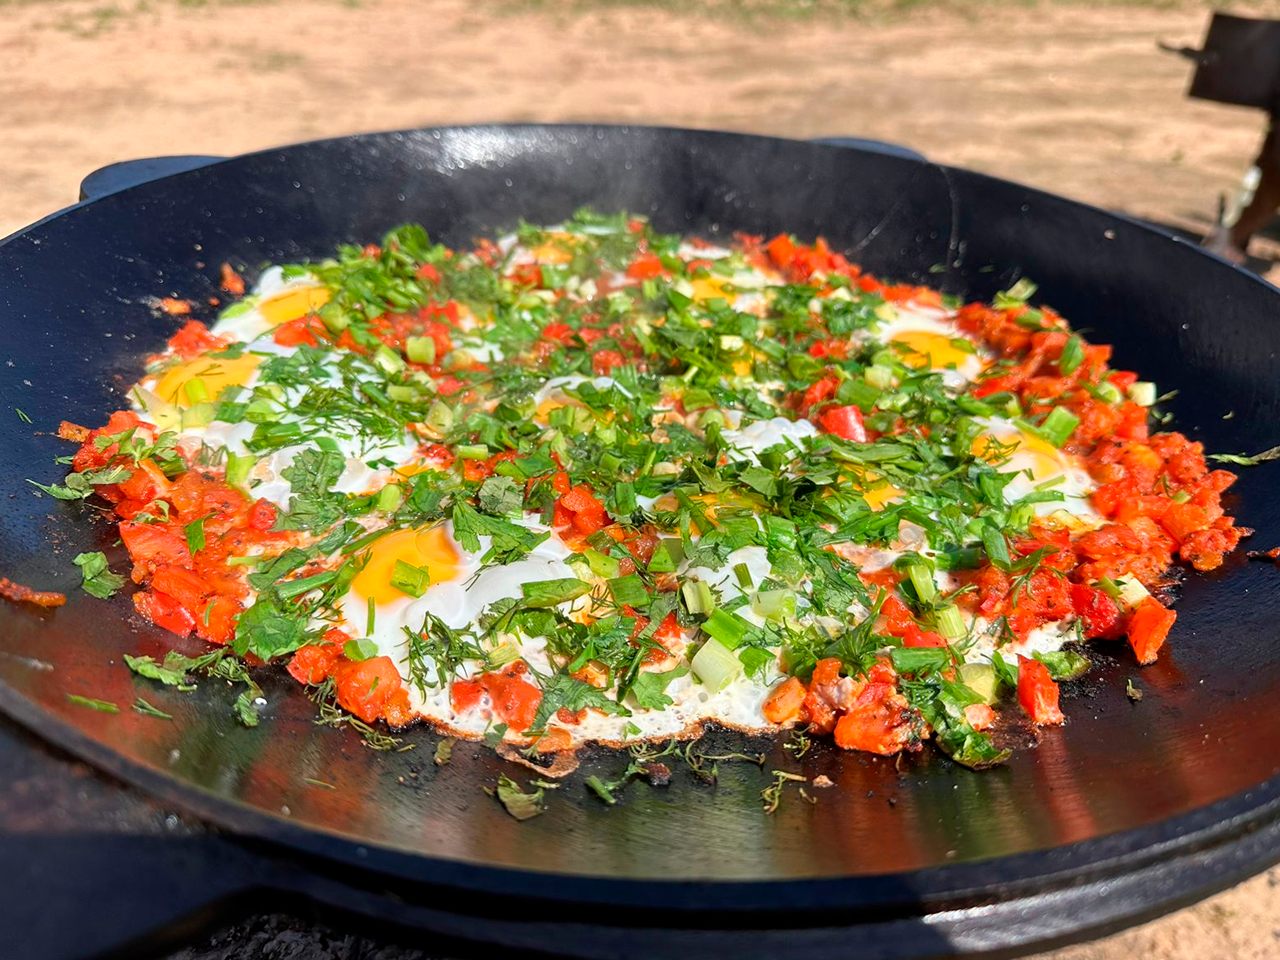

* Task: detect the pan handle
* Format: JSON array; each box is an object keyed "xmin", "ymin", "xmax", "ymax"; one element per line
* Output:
[
  {"xmin": 808, "ymin": 137, "xmax": 925, "ymax": 162},
  {"xmin": 78, "ymin": 155, "xmax": 225, "ymax": 202}
]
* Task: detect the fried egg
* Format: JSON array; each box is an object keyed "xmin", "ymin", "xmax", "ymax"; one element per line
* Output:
[
  {"xmin": 872, "ymin": 305, "xmax": 988, "ymax": 387},
  {"xmin": 211, "ymin": 266, "xmax": 330, "ymax": 342},
  {"xmin": 973, "ymin": 416, "xmax": 1099, "ymax": 521}
]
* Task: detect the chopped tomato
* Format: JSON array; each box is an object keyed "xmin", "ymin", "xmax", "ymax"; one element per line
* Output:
[
  {"xmin": 535, "ymin": 726, "xmax": 573, "ymax": 753},
  {"xmin": 818, "ymin": 404, "xmax": 868, "ymax": 442},
  {"xmin": 964, "ymin": 703, "xmax": 996, "ymax": 731},
  {"xmin": 120, "ymin": 521, "xmax": 192, "ymax": 569},
  {"xmin": 133, "ymin": 589, "xmax": 196, "ymax": 637},
  {"xmin": 1017, "ymin": 656, "xmax": 1063, "ymax": 725},
  {"xmin": 878, "ymin": 593, "xmax": 914, "ymax": 637},
  {"xmin": 273, "ymin": 316, "xmax": 323, "ymax": 348},
  {"xmin": 766, "ymin": 234, "xmax": 796, "ymax": 268},
  {"xmin": 592, "ymin": 349, "xmax": 626, "ymax": 376},
  {"xmin": 451, "ymin": 678, "xmax": 484, "ymax": 713},
  {"xmin": 247, "ymin": 499, "xmax": 278, "ymax": 532},
  {"xmin": 118, "ymin": 459, "xmax": 170, "ymax": 503},
  {"xmin": 542, "ymin": 322, "xmax": 575, "ymax": 343},
  {"xmin": 287, "ymin": 631, "xmax": 346, "ymax": 684},
  {"xmin": 196, "ymin": 595, "xmax": 240, "ymax": 645},
  {"xmin": 150, "ymin": 564, "xmax": 210, "ymax": 612},
  {"xmin": 480, "ymin": 664, "xmax": 542, "ymax": 732},
  {"xmin": 1070, "ymin": 583, "xmax": 1121, "ymax": 639},
  {"xmin": 382, "ymin": 689, "xmax": 415, "ymax": 728},
  {"xmin": 1127, "ymin": 597, "xmax": 1176, "ymax": 665},
  {"xmin": 332, "ymin": 656, "xmax": 402, "ymax": 724},
  {"xmin": 832, "ymin": 679, "xmax": 921, "ymax": 755},
  {"xmin": 902, "ymin": 624, "xmax": 948, "ymax": 648}
]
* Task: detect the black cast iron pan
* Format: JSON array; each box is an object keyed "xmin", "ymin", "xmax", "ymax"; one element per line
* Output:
[{"xmin": 2, "ymin": 125, "xmax": 1280, "ymax": 960}]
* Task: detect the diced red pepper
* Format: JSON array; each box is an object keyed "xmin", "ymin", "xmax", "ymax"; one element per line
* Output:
[
  {"xmin": 625, "ymin": 252, "xmax": 663, "ymax": 279},
  {"xmin": 1017, "ymin": 656, "xmax": 1064, "ymax": 725},
  {"xmin": 119, "ymin": 521, "xmax": 192, "ymax": 568},
  {"xmin": 542, "ymin": 322, "xmax": 574, "ymax": 343},
  {"xmin": 1127, "ymin": 597, "xmax": 1176, "ymax": 665},
  {"xmin": 287, "ymin": 629, "xmax": 348, "ymax": 684}
]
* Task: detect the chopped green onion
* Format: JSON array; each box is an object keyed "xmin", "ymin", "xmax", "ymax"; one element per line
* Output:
[
  {"xmin": 405, "ymin": 335, "xmax": 436, "ymax": 364},
  {"xmin": 690, "ymin": 638, "xmax": 743, "ymax": 691},
  {"xmin": 376, "ymin": 484, "xmax": 403, "ymax": 513},
  {"xmin": 183, "ymin": 378, "xmax": 210, "ymax": 404},
  {"xmin": 426, "ymin": 400, "xmax": 454, "ymax": 434},
  {"xmin": 733, "ymin": 562, "xmax": 753, "ymax": 590},
  {"xmin": 277, "ymin": 570, "xmax": 339, "ymax": 600},
  {"xmin": 934, "ymin": 604, "xmax": 967, "ymax": 640},
  {"xmin": 1128, "ymin": 381, "xmax": 1156, "ymax": 407},
  {"xmin": 750, "ymin": 589, "xmax": 796, "ymax": 622},
  {"xmin": 457, "ymin": 444, "xmax": 489, "ymax": 460},
  {"xmin": 582, "ymin": 547, "xmax": 620, "ymax": 579},
  {"xmin": 702, "ymin": 608, "xmax": 750, "ymax": 649},
  {"xmin": 487, "ymin": 641, "xmax": 521, "ymax": 668},
  {"xmin": 958, "ymin": 662, "xmax": 998, "ymax": 703},
  {"xmin": 521, "ymin": 578, "xmax": 591, "ymax": 608},
  {"xmin": 682, "ymin": 579, "xmax": 714, "ymax": 615},
  {"xmin": 648, "ymin": 538, "xmax": 685, "ymax": 574},
  {"xmin": 865, "ymin": 364, "xmax": 895, "ymax": 390},
  {"xmin": 1095, "ymin": 380, "xmax": 1123, "ymax": 404},
  {"xmin": 225, "ymin": 452, "xmax": 254, "ymax": 488},
  {"xmin": 181, "ymin": 402, "xmax": 216, "ymax": 429},
  {"xmin": 390, "ymin": 559, "xmax": 431, "ymax": 598},
  {"xmin": 904, "ymin": 560, "xmax": 936, "ymax": 604},
  {"xmin": 374, "ymin": 345, "xmax": 405, "ymax": 374},
  {"xmin": 1038, "ymin": 407, "xmax": 1080, "ymax": 447},
  {"xmin": 386, "ymin": 384, "xmax": 420, "ymax": 403},
  {"xmin": 1058, "ymin": 335, "xmax": 1084, "ymax": 376}
]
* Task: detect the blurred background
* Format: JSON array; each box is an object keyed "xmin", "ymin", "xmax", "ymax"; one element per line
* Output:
[
  {"xmin": 5, "ymin": 0, "xmax": 1280, "ymax": 284},
  {"xmin": 5, "ymin": 0, "xmax": 1280, "ymax": 957}
]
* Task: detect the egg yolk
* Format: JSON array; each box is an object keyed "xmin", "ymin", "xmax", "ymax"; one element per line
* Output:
[
  {"xmin": 259, "ymin": 286, "xmax": 330, "ymax": 326},
  {"xmin": 351, "ymin": 526, "xmax": 462, "ymax": 604},
  {"xmin": 973, "ymin": 430, "xmax": 1065, "ymax": 481},
  {"xmin": 530, "ymin": 233, "xmax": 576, "ymax": 264},
  {"xmin": 535, "ymin": 398, "xmax": 566, "ymax": 421},
  {"xmin": 690, "ymin": 277, "xmax": 731, "ymax": 302},
  {"xmin": 154, "ymin": 353, "xmax": 263, "ymax": 407},
  {"xmin": 890, "ymin": 330, "xmax": 977, "ymax": 371}
]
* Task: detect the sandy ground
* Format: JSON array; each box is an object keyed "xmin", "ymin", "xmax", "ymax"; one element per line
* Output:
[{"xmin": 4, "ymin": 0, "xmax": 1280, "ymax": 956}]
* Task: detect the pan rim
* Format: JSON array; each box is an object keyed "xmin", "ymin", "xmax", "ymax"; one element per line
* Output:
[{"xmin": 2, "ymin": 121, "xmax": 1279, "ymax": 919}]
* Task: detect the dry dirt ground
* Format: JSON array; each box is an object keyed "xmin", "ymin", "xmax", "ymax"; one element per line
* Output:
[{"xmin": 4, "ymin": 0, "xmax": 1280, "ymax": 957}]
